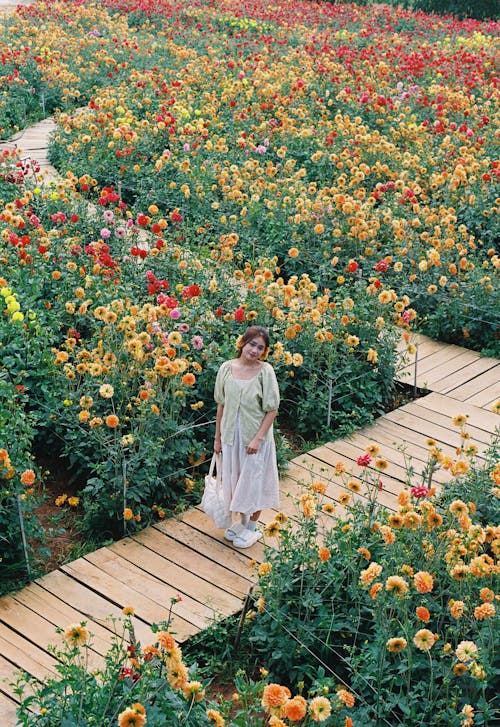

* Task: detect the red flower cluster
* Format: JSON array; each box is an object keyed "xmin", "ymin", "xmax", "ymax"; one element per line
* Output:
[
  {"xmin": 157, "ymin": 293, "xmax": 178, "ymax": 308},
  {"xmin": 182, "ymin": 284, "xmax": 201, "ymax": 299},
  {"xmin": 170, "ymin": 208, "xmax": 182, "ymax": 223},
  {"xmin": 411, "ymin": 485, "xmax": 429, "ymax": 498},
  {"xmin": 119, "ymin": 666, "xmax": 140, "ymax": 682},
  {"xmin": 84, "ymin": 242, "xmax": 118, "ymax": 269},
  {"xmin": 145, "ymin": 270, "xmax": 168, "ymax": 296},
  {"xmin": 130, "ymin": 246, "xmax": 148, "ymax": 259},
  {"xmin": 136, "ymin": 213, "xmax": 150, "ymax": 227},
  {"xmin": 98, "ymin": 185, "xmax": 126, "ymax": 210},
  {"xmin": 49, "ymin": 212, "xmax": 67, "ymax": 224}
]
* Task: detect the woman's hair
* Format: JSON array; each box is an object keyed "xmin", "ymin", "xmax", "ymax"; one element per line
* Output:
[{"xmin": 237, "ymin": 326, "xmax": 270, "ymax": 357}]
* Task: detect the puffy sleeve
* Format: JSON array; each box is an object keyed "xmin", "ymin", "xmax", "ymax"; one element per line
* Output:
[
  {"xmin": 261, "ymin": 363, "xmax": 280, "ymax": 412},
  {"xmin": 214, "ymin": 361, "xmax": 229, "ymax": 405}
]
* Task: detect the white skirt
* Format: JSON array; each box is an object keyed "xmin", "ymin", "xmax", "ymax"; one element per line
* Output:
[{"xmin": 221, "ymin": 416, "xmax": 280, "ymax": 516}]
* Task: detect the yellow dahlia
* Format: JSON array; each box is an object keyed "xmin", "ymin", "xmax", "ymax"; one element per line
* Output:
[
  {"xmin": 308, "ymin": 696, "xmax": 332, "ymax": 722},
  {"xmin": 413, "ymin": 629, "xmax": 436, "ymax": 651},
  {"xmin": 386, "ymin": 637, "xmax": 407, "ymax": 653}
]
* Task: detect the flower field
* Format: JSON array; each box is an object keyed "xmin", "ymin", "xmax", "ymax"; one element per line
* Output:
[
  {"xmin": 0, "ymin": 0, "xmax": 499, "ymax": 723},
  {"xmin": 13, "ymin": 434, "xmax": 500, "ymax": 726},
  {"xmin": 245, "ymin": 435, "xmax": 500, "ymax": 726}
]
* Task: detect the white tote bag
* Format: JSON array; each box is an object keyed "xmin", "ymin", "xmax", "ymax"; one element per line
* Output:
[{"xmin": 201, "ymin": 453, "xmax": 231, "ymax": 529}]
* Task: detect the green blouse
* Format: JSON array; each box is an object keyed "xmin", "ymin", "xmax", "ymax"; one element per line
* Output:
[{"xmin": 214, "ymin": 360, "xmax": 280, "ymax": 446}]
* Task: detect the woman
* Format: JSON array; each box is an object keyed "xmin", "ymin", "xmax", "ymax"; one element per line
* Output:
[{"xmin": 214, "ymin": 326, "xmax": 280, "ymax": 548}]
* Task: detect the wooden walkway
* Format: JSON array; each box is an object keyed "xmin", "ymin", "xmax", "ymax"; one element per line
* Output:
[
  {"xmin": 0, "ymin": 117, "xmax": 57, "ymax": 182},
  {"xmin": 1, "ymin": 335, "xmax": 498, "ymax": 723},
  {"xmin": 396, "ymin": 332, "xmax": 500, "ymax": 409}
]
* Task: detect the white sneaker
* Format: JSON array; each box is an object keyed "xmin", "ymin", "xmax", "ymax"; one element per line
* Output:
[
  {"xmin": 232, "ymin": 528, "xmax": 262, "ymax": 549},
  {"xmin": 224, "ymin": 521, "xmax": 246, "ymax": 542}
]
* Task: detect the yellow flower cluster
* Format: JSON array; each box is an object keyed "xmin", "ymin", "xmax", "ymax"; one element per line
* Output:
[{"xmin": 51, "ymin": 297, "xmax": 204, "ymax": 427}]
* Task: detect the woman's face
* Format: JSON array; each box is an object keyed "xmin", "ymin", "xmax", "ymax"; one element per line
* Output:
[{"xmin": 241, "ymin": 335, "xmax": 267, "ymax": 362}]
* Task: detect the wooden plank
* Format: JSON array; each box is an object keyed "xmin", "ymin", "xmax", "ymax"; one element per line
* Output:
[
  {"xmin": 349, "ymin": 421, "xmax": 467, "ymax": 465},
  {"xmin": 0, "ymin": 593, "xmax": 102, "ymax": 673},
  {"xmin": 398, "ymin": 345, "xmax": 475, "ymax": 380},
  {"xmin": 0, "ymin": 654, "xmax": 38, "ymax": 706},
  {"xmin": 0, "ymin": 595, "xmax": 65, "ymax": 655},
  {"xmin": 261, "ymin": 478, "xmax": 345, "ymax": 544},
  {"xmin": 0, "ymin": 626, "xmax": 57, "ymax": 681},
  {"xmin": 284, "ymin": 455, "xmax": 343, "ymax": 487},
  {"xmin": 433, "ymin": 357, "xmax": 499, "ymax": 393},
  {"xmin": 446, "ymin": 366, "xmax": 500, "ymax": 402},
  {"xmin": 395, "ymin": 342, "xmax": 455, "ymax": 381},
  {"xmin": 281, "ymin": 463, "xmax": 383, "ymax": 514},
  {"xmin": 398, "ymin": 331, "xmax": 428, "ymax": 347},
  {"xmin": 175, "ymin": 509, "xmax": 265, "ymax": 561},
  {"xmin": 394, "ymin": 400, "xmax": 492, "ymax": 440},
  {"xmin": 61, "ymin": 556, "xmax": 200, "ymax": 639},
  {"xmin": 183, "ymin": 504, "xmax": 291, "ymax": 572},
  {"xmin": 278, "ymin": 477, "xmax": 346, "ymax": 527},
  {"xmin": 476, "ymin": 395, "xmax": 500, "ymax": 412},
  {"xmin": 131, "ymin": 528, "xmax": 250, "ymax": 599},
  {"xmin": 320, "ymin": 438, "xmax": 450, "ymax": 486},
  {"xmin": 263, "ymin": 492, "xmax": 298, "ymax": 521},
  {"xmin": 81, "ymin": 540, "xmax": 241, "ymax": 623},
  {"xmin": 348, "ymin": 423, "xmax": 439, "ymax": 462},
  {"xmin": 410, "ymin": 393, "xmax": 498, "ymax": 434},
  {"xmin": 276, "ymin": 464, "xmax": 338, "ymax": 507},
  {"xmin": 240, "ymin": 469, "xmax": 357, "ymax": 539},
  {"xmin": 36, "ymin": 570, "xmax": 152, "ymax": 646},
  {"xmin": 383, "ymin": 403, "xmax": 492, "ymax": 446},
  {"xmin": 84, "ymin": 547, "xmax": 208, "ymax": 636},
  {"xmin": 340, "ymin": 432, "xmax": 453, "ymax": 494},
  {"xmin": 11, "ymin": 582, "xmax": 113, "ymax": 656},
  {"xmin": 417, "ymin": 350, "xmax": 482, "ymax": 388},
  {"xmin": 176, "ymin": 504, "xmax": 285, "ymax": 560},
  {"xmin": 372, "ymin": 418, "xmax": 488, "ymax": 461},
  {"xmin": 287, "ymin": 452, "xmax": 398, "ymax": 497},
  {"xmin": 344, "ymin": 428, "xmax": 454, "ymax": 475},
  {"xmin": 0, "ymin": 692, "xmax": 19, "ymax": 726},
  {"xmin": 466, "ymin": 388, "xmax": 500, "ymax": 408},
  {"xmin": 154, "ymin": 516, "xmax": 260, "ymax": 577},
  {"xmin": 396, "ymin": 335, "xmax": 444, "ymax": 359},
  {"xmin": 279, "ymin": 468, "xmax": 344, "ymax": 509},
  {"xmin": 95, "ymin": 540, "xmax": 241, "ymax": 624},
  {"xmin": 287, "ymin": 452, "xmax": 405, "ymax": 503}
]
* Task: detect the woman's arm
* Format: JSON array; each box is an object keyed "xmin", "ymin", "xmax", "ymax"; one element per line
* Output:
[
  {"xmin": 214, "ymin": 403, "xmax": 224, "ymax": 454},
  {"xmin": 247, "ymin": 409, "xmax": 277, "ymax": 455}
]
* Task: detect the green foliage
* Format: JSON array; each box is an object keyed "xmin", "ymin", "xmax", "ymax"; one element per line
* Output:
[
  {"xmin": 247, "ymin": 441, "xmax": 500, "ymax": 725},
  {"xmin": 393, "ymin": 255, "xmax": 500, "ymax": 356},
  {"xmin": 183, "ymin": 612, "xmax": 258, "ymax": 680},
  {"xmin": 436, "ymin": 432, "xmax": 500, "ymax": 525},
  {"xmin": 0, "ymin": 376, "xmax": 47, "ymax": 592},
  {"xmin": 13, "ymin": 613, "xmax": 217, "ymax": 726},
  {"xmin": 411, "ymin": 0, "xmax": 499, "ymax": 21}
]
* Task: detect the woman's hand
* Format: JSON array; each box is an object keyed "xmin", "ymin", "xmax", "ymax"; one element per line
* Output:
[
  {"xmin": 247, "ymin": 437, "xmax": 262, "ymax": 455},
  {"xmin": 214, "ymin": 436, "xmax": 222, "ymax": 454}
]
